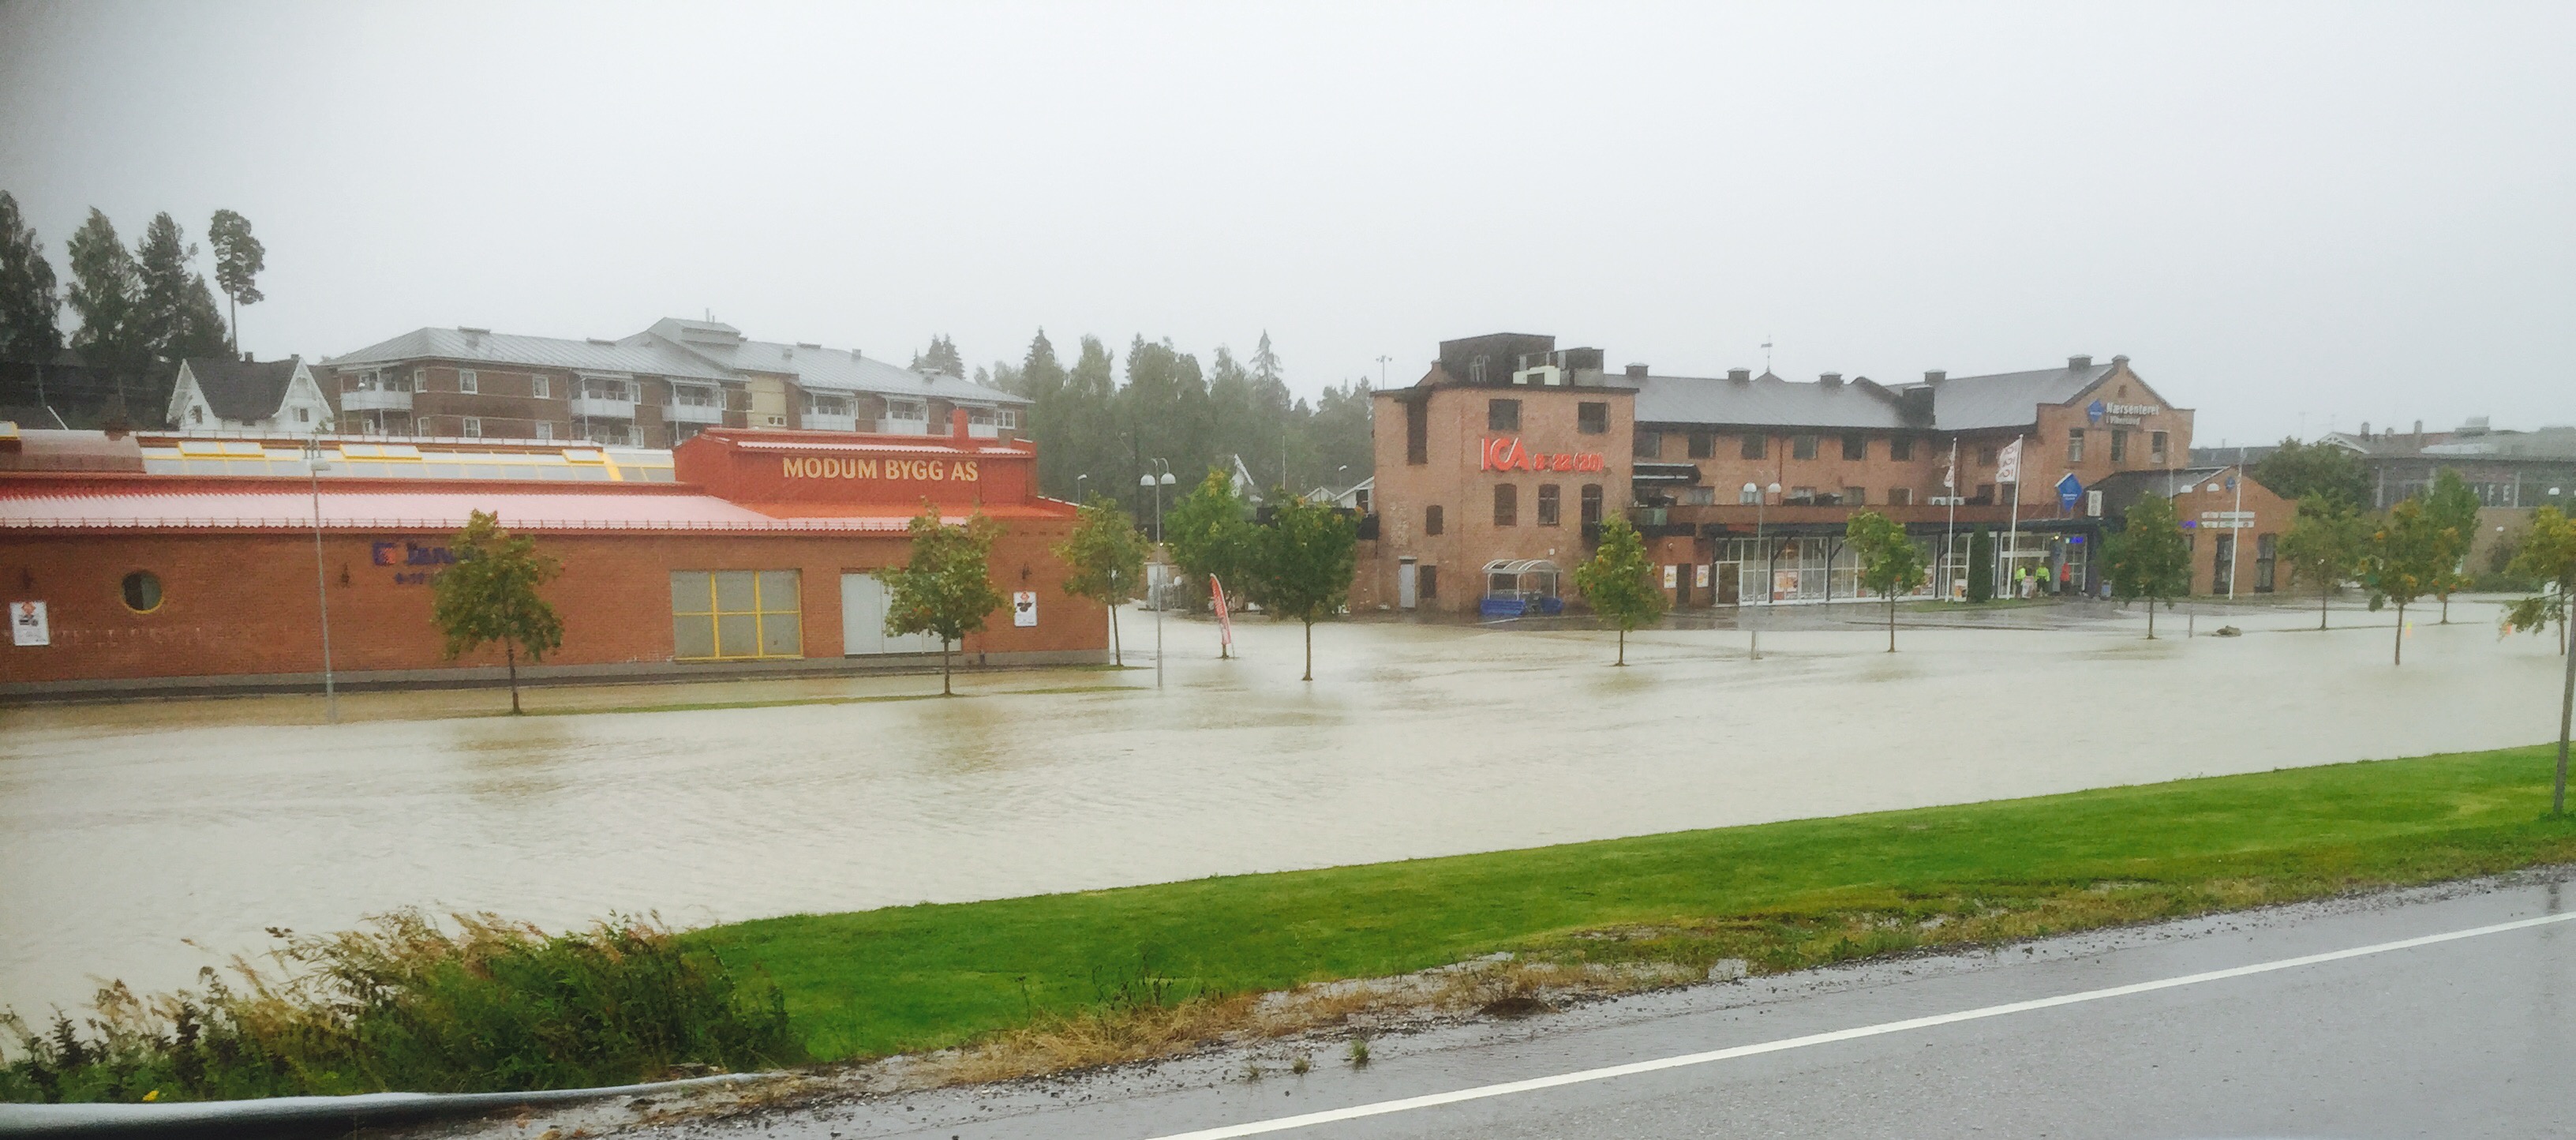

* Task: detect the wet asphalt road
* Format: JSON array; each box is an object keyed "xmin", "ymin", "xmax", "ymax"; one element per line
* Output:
[{"xmin": 687, "ymin": 872, "xmax": 2576, "ymax": 1140}]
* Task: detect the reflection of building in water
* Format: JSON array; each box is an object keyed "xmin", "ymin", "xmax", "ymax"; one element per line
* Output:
[
  {"xmin": 0, "ymin": 413, "xmax": 1105, "ymax": 697},
  {"xmin": 1358, "ymin": 334, "xmax": 2295, "ymax": 614}
]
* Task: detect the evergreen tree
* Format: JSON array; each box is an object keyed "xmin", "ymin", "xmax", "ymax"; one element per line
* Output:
[
  {"xmin": 206, "ymin": 208, "xmax": 264, "ymax": 354},
  {"xmin": 2254, "ymin": 438, "xmax": 2372, "ymax": 512},
  {"xmin": 2106, "ymin": 496, "xmax": 2190, "ymax": 638},
  {"xmin": 878, "ymin": 507, "xmax": 1007, "ymax": 695},
  {"xmin": 431, "ymin": 511, "xmax": 564, "ymax": 714},
  {"xmin": 1847, "ymin": 510, "xmax": 1928, "ymax": 651},
  {"xmin": 0, "ymin": 192, "xmax": 62, "ymax": 377},
  {"xmin": 133, "ymin": 212, "xmax": 229, "ymax": 397},
  {"xmin": 2361, "ymin": 497, "xmax": 2452, "ymax": 666},
  {"xmin": 1966, "ymin": 526, "xmax": 1996, "ymax": 602},
  {"xmin": 63, "ymin": 208, "xmax": 145, "ymax": 414},
  {"xmin": 1206, "ymin": 346, "xmax": 1262, "ymax": 478},
  {"xmin": 1119, "ymin": 336, "xmax": 1214, "ymax": 517},
  {"xmin": 1249, "ymin": 331, "xmax": 1291, "ymax": 487},
  {"xmin": 2280, "ymin": 495, "xmax": 2367, "ymax": 631},
  {"xmin": 1058, "ymin": 335, "xmax": 1120, "ymax": 501},
  {"xmin": 911, "ymin": 335, "xmax": 964, "ymax": 377},
  {"xmin": 1053, "ymin": 496, "xmax": 1147, "ymax": 667},
  {"xmin": 2424, "ymin": 468, "xmax": 2481, "ymax": 623},
  {"xmin": 1574, "ymin": 514, "xmax": 1668, "ymax": 666},
  {"xmin": 1252, "ymin": 492, "xmax": 1357, "ymax": 681}
]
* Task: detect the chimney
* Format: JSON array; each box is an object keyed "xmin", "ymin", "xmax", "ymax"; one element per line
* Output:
[
  {"xmin": 2069, "ymin": 354, "xmax": 2092, "ymax": 370},
  {"xmin": 242, "ymin": 351, "xmax": 254, "ymax": 363},
  {"xmin": 1624, "ymin": 363, "xmax": 1649, "ymax": 378},
  {"xmin": 952, "ymin": 407, "xmax": 972, "ymax": 439},
  {"xmin": 2112, "ymin": 354, "xmax": 2129, "ymax": 366},
  {"xmin": 1818, "ymin": 372, "xmax": 1842, "ymax": 388},
  {"xmin": 2361, "ymin": 422, "xmax": 2371, "ymax": 439},
  {"xmin": 1923, "ymin": 369, "xmax": 1946, "ymax": 384},
  {"xmin": 1727, "ymin": 368, "xmax": 1751, "ymax": 382}
]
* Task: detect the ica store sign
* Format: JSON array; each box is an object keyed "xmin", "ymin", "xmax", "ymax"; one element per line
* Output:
[{"xmin": 1479, "ymin": 437, "xmax": 1606, "ymax": 474}]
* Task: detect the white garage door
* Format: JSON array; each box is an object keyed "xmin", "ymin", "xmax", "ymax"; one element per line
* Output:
[{"xmin": 841, "ymin": 573, "xmax": 942, "ymax": 656}]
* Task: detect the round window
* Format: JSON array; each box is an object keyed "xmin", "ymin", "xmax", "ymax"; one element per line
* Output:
[{"xmin": 122, "ymin": 571, "xmax": 163, "ymax": 613}]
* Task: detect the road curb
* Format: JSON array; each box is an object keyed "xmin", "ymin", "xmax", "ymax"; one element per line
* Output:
[{"xmin": 0, "ymin": 1071, "xmax": 779, "ymax": 1139}]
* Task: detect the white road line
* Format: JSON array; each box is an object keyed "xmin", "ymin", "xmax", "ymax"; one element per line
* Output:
[{"xmin": 1147, "ymin": 909, "xmax": 2576, "ymax": 1140}]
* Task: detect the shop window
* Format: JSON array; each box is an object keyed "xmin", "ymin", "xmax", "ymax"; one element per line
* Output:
[
  {"xmin": 1578, "ymin": 402, "xmax": 1607, "ymax": 434},
  {"xmin": 1425, "ymin": 504, "xmax": 1444, "ymax": 535},
  {"xmin": 1406, "ymin": 400, "xmax": 1428, "ymax": 464},
  {"xmin": 2151, "ymin": 430, "xmax": 2169, "ymax": 464},
  {"xmin": 2066, "ymin": 429, "xmax": 2084, "ymax": 463},
  {"xmin": 121, "ymin": 571, "xmax": 163, "ymax": 613},
  {"xmin": 2256, "ymin": 534, "xmax": 2278, "ymax": 592},
  {"xmin": 1687, "ymin": 433, "xmax": 1713, "ymax": 459},
  {"xmin": 1890, "ymin": 437, "xmax": 1914, "ymax": 461},
  {"xmin": 1537, "ymin": 484, "xmax": 1561, "ymax": 526},
  {"xmin": 1419, "ymin": 565, "xmax": 1438, "ymax": 599},
  {"xmin": 1580, "ymin": 484, "xmax": 1604, "ymax": 526},
  {"xmin": 1493, "ymin": 483, "xmax": 1518, "ymax": 527},
  {"xmin": 1488, "ymin": 398, "xmax": 1521, "ymax": 431},
  {"xmin": 670, "ymin": 570, "xmax": 803, "ymax": 660},
  {"xmin": 1792, "ymin": 434, "xmax": 1818, "ymax": 459},
  {"xmin": 1842, "ymin": 435, "xmax": 1867, "ymax": 461},
  {"xmin": 1888, "ymin": 487, "xmax": 1913, "ymax": 505},
  {"xmin": 1634, "ymin": 430, "xmax": 1661, "ymax": 459},
  {"xmin": 1741, "ymin": 435, "xmax": 1766, "ymax": 459}
]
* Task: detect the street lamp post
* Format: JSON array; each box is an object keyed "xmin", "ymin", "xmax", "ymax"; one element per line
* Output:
[
  {"xmin": 305, "ymin": 439, "xmax": 339, "ymax": 725},
  {"xmin": 1743, "ymin": 481, "xmax": 1781, "ymax": 659},
  {"xmin": 1075, "ymin": 473, "xmax": 1088, "ymax": 504},
  {"xmin": 1141, "ymin": 462, "xmax": 1175, "ymax": 688}
]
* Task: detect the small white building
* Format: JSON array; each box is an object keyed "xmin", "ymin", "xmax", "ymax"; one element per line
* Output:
[{"xmin": 168, "ymin": 356, "xmax": 335, "ymax": 433}]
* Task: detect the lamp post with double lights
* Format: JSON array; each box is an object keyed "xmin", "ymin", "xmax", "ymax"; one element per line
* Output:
[
  {"xmin": 305, "ymin": 438, "xmax": 340, "ymax": 724},
  {"xmin": 1140, "ymin": 460, "xmax": 1176, "ymax": 687}
]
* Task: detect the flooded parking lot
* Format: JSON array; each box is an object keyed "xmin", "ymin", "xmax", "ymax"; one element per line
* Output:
[{"xmin": 2, "ymin": 598, "xmax": 2563, "ymax": 1014}]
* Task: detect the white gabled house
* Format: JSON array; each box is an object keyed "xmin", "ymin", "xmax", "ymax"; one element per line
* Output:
[{"xmin": 168, "ymin": 356, "xmax": 335, "ymax": 433}]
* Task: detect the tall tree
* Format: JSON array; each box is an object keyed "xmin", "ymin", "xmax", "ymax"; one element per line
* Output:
[
  {"xmin": 206, "ymin": 208, "xmax": 264, "ymax": 354},
  {"xmin": 431, "ymin": 511, "xmax": 564, "ymax": 714},
  {"xmin": 911, "ymin": 335, "xmax": 964, "ymax": 377},
  {"xmin": 1574, "ymin": 514, "xmax": 1669, "ymax": 666},
  {"xmin": 1965, "ymin": 526, "xmax": 1996, "ymax": 602},
  {"xmin": 1848, "ymin": 510, "xmax": 1928, "ymax": 651},
  {"xmin": 1252, "ymin": 492, "xmax": 1357, "ymax": 681},
  {"xmin": 2280, "ymin": 495, "xmax": 2367, "ymax": 631},
  {"xmin": 2499, "ymin": 506, "xmax": 2576, "ymax": 812},
  {"xmin": 1249, "ymin": 332, "xmax": 1291, "ymax": 488},
  {"xmin": 1164, "ymin": 468, "xmax": 1258, "ymax": 612},
  {"xmin": 2424, "ymin": 468, "xmax": 2481, "ymax": 624},
  {"xmin": 0, "ymin": 193, "xmax": 62, "ymax": 419},
  {"xmin": 2106, "ymin": 495, "xmax": 2191, "ymax": 638},
  {"xmin": 132, "ymin": 212, "xmax": 229, "ymax": 421},
  {"xmin": 63, "ymin": 208, "xmax": 144, "ymax": 418},
  {"xmin": 1053, "ymin": 496, "xmax": 1147, "ymax": 667},
  {"xmin": 2254, "ymin": 437, "xmax": 2372, "ymax": 512},
  {"xmin": 2361, "ymin": 497, "xmax": 2452, "ymax": 666},
  {"xmin": 878, "ymin": 507, "xmax": 1006, "ymax": 695},
  {"xmin": 1119, "ymin": 336, "xmax": 1213, "ymax": 518}
]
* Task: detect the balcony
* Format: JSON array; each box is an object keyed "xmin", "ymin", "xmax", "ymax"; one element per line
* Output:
[
  {"xmin": 665, "ymin": 401, "xmax": 724, "ymax": 426},
  {"xmin": 801, "ymin": 411, "xmax": 859, "ymax": 432},
  {"xmin": 570, "ymin": 394, "xmax": 636, "ymax": 419},
  {"xmin": 877, "ymin": 415, "xmax": 932, "ymax": 436},
  {"xmin": 341, "ymin": 388, "xmax": 412, "ymax": 412}
]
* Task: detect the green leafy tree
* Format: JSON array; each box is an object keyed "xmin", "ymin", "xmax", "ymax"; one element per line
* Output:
[
  {"xmin": 1252, "ymin": 492, "xmax": 1357, "ymax": 681},
  {"xmin": 1053, "ymin": 496, "xmax": 1147, "ymax": 667},
  {"xmin": 2361, "ymin": 498, "xmax": 2454, "ymax": 666},
  {"xmin": 1164, "ymin": 469, "xmax": 1258, "ymax": 613},
  {"xmin": 2254, "ymin": 437, "xmax": 2372, "ymax": 512},
  {"xmin": 2279, "ymin": 495, "xmax": 2367, "ymax": 631},
  {"xmin": 431, "ymin": 511, "xmax": 564, "ymax": 714},
  {"xmin": 2106, "ymin": 495, "xmax": 2191, "ymax": 638},
  {"xmin": 1574, "ymin": 514, "xmax": 1668, "ymax": 666},
  {"xmin": 1847, "ymin": 510, "xmax": 1928, "ymax": 651},
  {"xmin": 0, "ymin": 193, "xmax": 62, "ymax": 409},
  {"xmin": 2424, "ymin": 468, "xmax": 2481, "ymax": 623},
  {"xmin": 2499, "ymin": 507, "xmax": 2576, "ymax": 812},
  {"xmin": 206, "ymin": 208, "xmax": 264, "ymax": 354},
  {"xmin": 64, "ymin": 208, "xmax": 145, "ymax": 414},
  {"xmin": 878, "ymin": 506, "xmax": 1007, "ymax": 696},
  {"xmin": 1965, "ymin": 526, "xmax": 1995, "ymax": 603}
]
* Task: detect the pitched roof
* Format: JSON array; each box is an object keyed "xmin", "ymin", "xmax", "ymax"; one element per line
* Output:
[
  {"xmin": 1888, "ymin": 362, "xmax": 2115, "ymax": 430},
  {"xmin": 1619, "ymin": 370, "xmax": 1915, "ymax": 430},
  {"xmin": 181, "ymin": 357, "xmax": 303, "ymax": 421},
  {"xmin": 325, "ymin": 327, "xmax": 738, "ymax": 381},
  {"xmin": 2087, "ymin": 466, "xmax": 2238, "ymax": 519},
  {"xmin": 636, "ymin": 318, "xmax": 1028, "ymax": 406}
]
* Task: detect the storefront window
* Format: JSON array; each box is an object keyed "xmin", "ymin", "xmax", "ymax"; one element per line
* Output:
[{"xmin": 671, "ymin": 570, "xmax": 802, "ymax": 660}]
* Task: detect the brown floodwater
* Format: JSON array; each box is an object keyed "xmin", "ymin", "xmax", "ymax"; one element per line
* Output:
[{"xmin": 1, "ymin": 599, "xmax": 2559, "ymax": 1014}]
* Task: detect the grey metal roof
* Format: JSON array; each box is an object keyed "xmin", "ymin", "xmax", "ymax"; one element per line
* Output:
[
  {"xmin": 1887, "ymin": 363, "xmax": 2114, "ymax": 430},
  {"xmin": 180, "ymin": 357, "xmax": 303, "ymax": 421},
  {"xmin": 636, "ymin": 318, "xmax": 1028, "ymax": 407},
  {"xmin": 324, "ymin": 327, "xmax": 739, "ymax": 381},
  {"xmin": 1618, "ymin": 370, "xmax": 1914, "ymax": 430},
  {"xmin": 2088, "ymin": 466, "xmax": 2236, "ymax": 519}
]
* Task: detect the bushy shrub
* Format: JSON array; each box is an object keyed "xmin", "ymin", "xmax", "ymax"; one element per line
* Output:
[{"xmin": 2, "ymin": 911, "xmax": 802, "ymax": 1104}]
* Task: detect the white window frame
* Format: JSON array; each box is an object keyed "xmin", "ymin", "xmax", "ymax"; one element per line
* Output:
[
  {"xmin": 531, "ymin": 375, "xmax": 550, "ymax": 399},
  {"xmin": 674, "ymin": 384, "xmax": 719, "ymax": 408},
  {"xmin": 884, "ymin": 399, "xmax": 927, "ymax": 422},
  {"xmin": 459, "ymin": 369, "xmax": 479, "ymax": 394},
  {"xmin": 996, "ymin": 407, "xmax": 1020, "ymax": 429},
  {"xmin": 460, "ymin": 416, "xmax": 482, "ymax": 437}
]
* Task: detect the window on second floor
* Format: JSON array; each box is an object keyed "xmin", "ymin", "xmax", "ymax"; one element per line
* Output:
[
  {"xmin": 1742, "ymin": 434, "xmax": 1767, "ymax": 459},
  {"xmin": 1580, "ymin": 483, "xmax": 1604, "ymax": 525},
  {"xmin": 2110, "ymin": 429, "xmax": 2129, "ymax": 463},
  {"xmin": 1425, "ymin": 504, "xmax": 1444, "ymax": 535},
  {"xmin": 674, "ymin": 385, "xmax": 719, "ymax": 407},
  {"xmin": 2067, "ymin": 429, "xmax": 2085, "ymax": 463},
  {"xmin": 1688, "ymin": 432, "xmax": 1713, "ymax": 459},
  {"xmin": 1537, "ymin": 483, "xmax": 1561, "ymax": 526},
  {"xmin": 1978, "ymin": 444, "xmax": 1999, "ymax": 466},
  {"xmin": 1842, "ymin": 435, "xmax": 1867, "ymax": 460},
  {"xmin": 2151, "ymin": 430, "xmax": 2169, "ymax": 463},
  {"xmin": 1578, "ymin": 402, "xmax": 1608, "ymax": 434},
  {"xmin": 1493, "ymin": 483, "xmax": 1518, "ymax": 527},
  {"xmin": 530, "ymin": 375, "xmax": 550, "ymax": 399},
  {"xmin": 1634, "ymin": 430, "xmax": 1662, "ymax": 459},
  {"xmin": 1488, "ymin": 398, "xmax": 1521, "ymax": 431},
  {"xmin": 1890, "ymin": 436, "xmax": 1915, "ymax": 461},
  {"xmin": 1792, "ymin": 434, "xmax": 1819, "ymax": 460},
  {"xmin": 458, "ymin": 369, "xmax": 478, "ymax": 394},
  {"xmin": 803, "ymin": 392, "xmax": 851, "ymax": 417}
]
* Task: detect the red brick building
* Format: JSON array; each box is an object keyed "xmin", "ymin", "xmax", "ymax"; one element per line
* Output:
[{"xmin": 0, "ymin": 413, "xmax": 1103, "ymax": 696}]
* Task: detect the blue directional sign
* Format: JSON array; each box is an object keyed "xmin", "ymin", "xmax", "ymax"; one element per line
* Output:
[{"xmin": 2056, "ymin": 472, "xmax": 2084, "ymax": 511}]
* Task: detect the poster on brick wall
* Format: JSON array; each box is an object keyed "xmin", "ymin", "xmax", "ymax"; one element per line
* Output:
[
  {"xmin": 1012, "ymin": 591, "xmax": 1038, "ymax": 627},
  {"xmin": 11, "ymin": 600, "xmax": 48, "ymax": 647}
]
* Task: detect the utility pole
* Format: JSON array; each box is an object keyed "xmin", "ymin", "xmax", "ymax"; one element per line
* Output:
[
  {"xmin": 1943, "ymin": 438, "xmax": 1959, "ymax": 599},
  {"xmin": 305, "ymin": 439, "xmax": 339, "ymax": 724}
]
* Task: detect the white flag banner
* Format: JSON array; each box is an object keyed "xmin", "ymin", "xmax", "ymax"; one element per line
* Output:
[
  {"xmin": 1942, "ymin": 456, "xmax": 1956, "ymax": 489},
  {"xmin": 1995, "ymin": 437, "xmax": 2024, "ymax": 484}
]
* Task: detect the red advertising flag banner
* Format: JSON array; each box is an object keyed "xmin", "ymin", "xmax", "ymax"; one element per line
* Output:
[{"xmin": 1211, "ymin": 575, "xmax": 1234, "ymax": 649}]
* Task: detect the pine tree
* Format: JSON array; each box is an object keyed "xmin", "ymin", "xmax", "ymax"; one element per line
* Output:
[
  {"xmin": 0, "ymin": 192, "xmax": 62, "ymax": 379},
  {"xmin": 133, "ymin": 212, "xmax": 229, "ymax": 405},
  {"xmin": 911, "ymin": 335, "xmax": 964, "ymax": 377},
  {"xmin": 207, "ymin": 208, "xmax": 264, "ymax": 354},
  {"xmin": 63, "ymin": 208, "xmax": 144, "ymax": 414},
  {"xmin": 1574, "ymin": 515, "xmax": 1668, "ymax": 666},
  {"xmin": 431, "ymin": 511, "xmax": 564, "ymax": 714}
]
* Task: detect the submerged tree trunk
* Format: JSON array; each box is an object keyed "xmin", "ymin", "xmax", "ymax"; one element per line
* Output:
[
  {"xmin": 2147, "ymin": 598, "xmax": 2157, "ymax": 639},
  {"xmin": 942, "ymin": 639, "xmax": 954, "ymax": 696},
  {"xmin": 2557, "ymin": 594, "xmax": 2574, "ymax": 815},
  {"xmin": 2393, "ymin": 602, "xmax": 2406, "ymax": 666},
  {"xmin": 1302, "ymin": 619, "xmax": 1314, "ymax": 681},
  {"xmin": 2320, "ymin": 583, "xmax": 2331, "ymax": 631},
  {"xmin": 1110, "ymin": 602, "xmax": 1123, "ymax": 667},
  {"xmin": 1616, "ymin": 627, "xmax": 1627, "ymax": 666},
  {"xmin": 1885, "ymin": 591, "xmax": 1897, "ymax": 652},
  {"xmin": 506, "ymin": 642, "xmax": 520, "ymax": 714}
]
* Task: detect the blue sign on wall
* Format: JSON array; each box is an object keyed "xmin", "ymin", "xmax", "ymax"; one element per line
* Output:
[
  {"xmin": 2087, "ymin": 399, "xmax": 2106, "ymax": 423},
  {"xmin": 2056, "ymin": 473, "xmax": 2084, "ymax": 511}
]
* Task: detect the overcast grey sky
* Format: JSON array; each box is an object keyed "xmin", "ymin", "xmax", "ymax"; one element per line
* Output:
[{"xmin": 2, "ymin": 1, "xmax": 2569, "ymax": 444}]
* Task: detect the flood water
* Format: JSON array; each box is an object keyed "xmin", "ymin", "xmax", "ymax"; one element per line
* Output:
[{"xmin": 2, "ymin": 599, "xmax": 2563, "ymax": 1014}]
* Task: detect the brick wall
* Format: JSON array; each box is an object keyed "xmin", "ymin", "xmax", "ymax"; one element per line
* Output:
[{"xmin": 1370, "ymin": 382, "xmax": 1632, "ymax": 613}]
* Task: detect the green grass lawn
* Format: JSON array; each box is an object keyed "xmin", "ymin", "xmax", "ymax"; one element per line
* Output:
[{"xmin": 691, "ymin": 744, "xmax": 2576, "ymax": 1062}]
